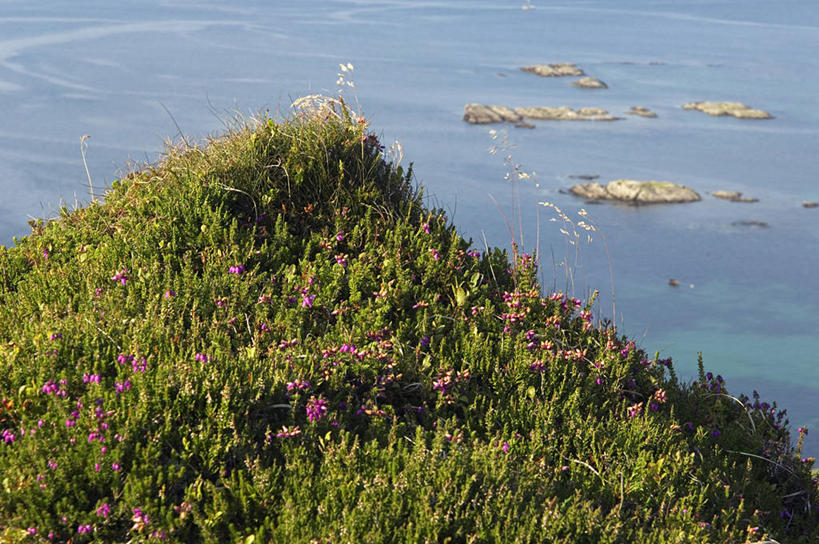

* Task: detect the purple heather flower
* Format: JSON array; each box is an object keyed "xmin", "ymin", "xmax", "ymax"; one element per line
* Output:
[
  {"xmin": 96, "ymin": 503, "xmax": 110, "ymax": 517},
  {"xmin": 335, "ymin": 254, "xmax": 348, "ymax": 268},
  {"xmin": 112, "ymin": 462, "xmax": 120, "ymax": 471},
  {"xmin": 78, "ymin": 525, "xmax": 92, "ymax": 534},
  {"xmin": 131, "ymin": 357, "xmax": 147, "ymax": 373},
  {"xmin": 336, "ymin": 231, "xmax": 345, "ymax": 241},
  {"xmin": 27, "ymin": 527, "xmax": 37, "ymax": 535},
  {"xmin": 501, "ymin": 441, "xmax": 509, "ymax": 454},
  {"xmin": 110, "ymin": 269, "xmax": 129, "ymax": 285},
  {"xmin": 306, "ymin": 396, "xmax": 329, "ymax": 422},
  {"xmin": 420, "ymin": 336, "xmax": 430, "ymax": 348},
  {"xmin": 229, "ymin": 265, "xmax": 246, "ymax": 274},
  {"xmin": 1, "ymin": 429, "xmax": 14, "ymax": 444},
  {"xmin": 50, "ymin": 333, "xmax": 62, "ymax": 341},
  {"xmin": 710, "ymin": 429, "xmax": 721, "ymax": 437},
  {"xmin": 115, "ymin": 380, "xmax": 131, "ymax": 395},
  {"xmin": 302, "ymin": 294, "xmax": 316, "ymax": 308},
  {"xmin": 195, "ymin": 353, "xmax": 209, "ymax": 364},
  {"xmin": 429, "ymin": 248, "xmax": 439, "ymax": 260},
  {"xmin": 164, "ymin": 290, "xmax": 175, "ymax": 298},
  {"xmin": 421, "ymin": 223, "xmax": 430, "ymax": 234}
]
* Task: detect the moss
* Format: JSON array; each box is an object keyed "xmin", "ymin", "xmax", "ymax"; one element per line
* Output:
[{"xmin": 0, "ymin": 101, "xmax": 816, "ymax": 542}]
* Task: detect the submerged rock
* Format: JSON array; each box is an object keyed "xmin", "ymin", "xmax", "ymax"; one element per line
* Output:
[
  {"xmin": 520, "ymin": 63, "xmax": 584, "ymax": 77},
  {"xmin": 570, "ymin": 179, "xmax": 701, "ymax": 204},
  {"xmin": 569, "ymin": 174, "xmax": 600, "ymax": 181},
  {"xmin": 683, "ymin": 101, "xmax": 773, "ymax": 119},
  {"xmin": 463, "ymin": 104, "xmax": 522, "ymax": 124},
  {"xmin": 712, "ymin": 190, "xmax": 759, "ymax": 203},
  {"xmin": 802, "ymin": 201, "xmax": 818, "ymax": 208},
  {"xmin": 732, "ymin": 220, "xmax": 769, "ymax": 228},
  {"xmin": 626, "ymin": 106, "xmax": 657, "ymax": 118},
  {"xmin": 572, "ymin": 76, "xmax": 608, "ymax": 89}
]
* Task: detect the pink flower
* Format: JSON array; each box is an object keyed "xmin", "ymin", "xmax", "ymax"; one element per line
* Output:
[
  {"xmin": 164, "ymin": 290, "xmax": 175, "ymax": 298},
  {"xmin": 302, "ymin": 294, "xmax": 316, "ymax": 308}
]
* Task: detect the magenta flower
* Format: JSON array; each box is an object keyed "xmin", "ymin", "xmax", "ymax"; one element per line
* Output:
[
  {"xmin": 302, "ymin": 294, "xmax": 316, "ymax": 308},
  {"xmin": 501, "ymin": 441, "xmax": 509, "ymax": 454},
  {"xmin": 112, "ymin": 462, "xmax": 120, "ymax": 471},
  {"xmin": 78, "ymin": 525, "xmax": 92, "ymax": 534},
  {"xmin": 164, "ymin": 290, "xmax": 175, "ymax": 298},
  {"xmin": 27, "ymin": 527, "xmax": 37, "ymax": 535},
  {"xmin": 275, "ymin": 426, "xmax": 302, "ymax": 438},
  {"xmin": 115, "ymin": 380, "xmax": 131, "ymax": 395},
  {"xmin": 336, "ymin": 231, "xmax": 345, "ymax": 241},
  {"xmin": 306, "ymin": 396, "xmax": 328, "ymax": 422},
  {"xmin": 96, "ymin": 503, "xmax": 110, "ymax": 517},
  {"xmin": 627, "ymin": 402, "xmax": 643, "ymax": 418},
  {"xmin": 1, "ymin": 429, "xmax": 14, "ymax": 444},
  {"xmin": 195, "ymin": 353, "xmax": 209, "ymax": 364},
  {"xmin": 429, "ymin": 248, "xmax": 439, "ymax": 260},
  {"xmin": 421, "ymin": 222, "xmax": 430, "ymax": 234},
  {"xmin": 110, "ymin": 269, "xmax": 129, "ymax": 285},
  {"xmin": 229, "ymin": 265, "xmax": 246, "ymax": 274},
  {"xmin": 50, "ymin": 333, "xmax": 62, "ymax": 341}
]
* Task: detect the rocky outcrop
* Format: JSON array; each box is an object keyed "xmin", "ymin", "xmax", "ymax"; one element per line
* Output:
[
  {"xmin": 463, "ymin": 105, "xmax": 621, "ymax": 124},
  {"xmin": 463, "ymin": 104, "xmax": 522, "ymax": 124},
  {"xmin": 570, "ymin": 179, "xmax": 701, "ymax": 204},
  {"xmin": 515, "ymin": 106, "xmax": 620, "ymax": 121},
  {"xmin": 712, "ymin": 190, "xmax": 759, "ymax": 203},
  {"xmin": 521, "ymin": 63, "xmax": 584, "ymax": 77},
  {"xmin": 802, "ymin": 201, "xmax": 818, "ymax": 208},
  {"xmin": 732, "ymin": 220, "xmax": 769, "ymax": 228},
  {"xmin": 626, "ymin": 106, "xmax": 657, "ymax": 118},
  {"xmin": 683, "ymin": 101, "xmax": 773, "ymax": 119},
  {"xmin": 572, "ymin": 77, "xmax": 607, "ymax": 89}
]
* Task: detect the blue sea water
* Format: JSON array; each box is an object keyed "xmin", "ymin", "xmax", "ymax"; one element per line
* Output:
[{"xmin": 1, "ymin": 0, "xmax": 817, "ymax": 455}]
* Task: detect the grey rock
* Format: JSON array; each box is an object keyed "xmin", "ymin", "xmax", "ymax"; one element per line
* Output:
[
  {"xmin": 569, "ymin": 174, "xmax": 600, "ymax": 181},
  {"xmin": 521, "ymin": 63, "xmax": 584, "ymax": 77},
  {"xmin": 572, "ymin": 76, "xmax": 608, "ymax": 89},
  {"xmin": 463, "ymin": 104, "xmax": 522, "ymax": 124},
  {"xmin": 712, "ymin": 190, "xmax": 759, "ymax": 203},
  {"xmin": 683, "ymin": 101, "xmax": 773, "ymax": 119},
  {"xmin": 802, "ymin": 201, "xmax": 818, "ymax": 208},
  {"xmin": 626, "ymin": 106, "xmax": 657, "ymax": 118},
  {"xmin": 732, "ymin": 220, "xmax": 769, "ymax": 228},
  {"xmin": 515, "ymin": 106, "xmax": 620, "ymax": 121},
  {"xmin": 570, "ymin": 180, "xmax": 701, "ymax": 204}
]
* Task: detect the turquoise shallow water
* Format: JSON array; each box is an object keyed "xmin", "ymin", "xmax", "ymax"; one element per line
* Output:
[{"xmin": 1, "ymin": 0, "xmax": 816, "ymax": 455}]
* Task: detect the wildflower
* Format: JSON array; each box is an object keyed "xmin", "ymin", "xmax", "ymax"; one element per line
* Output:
[
  {"xmin": 467, "ymin": 250, "xmax": 480, "ymax": 258},
  {"xmin": 627, "ymin": 402, "xmax": 643, "ymax": 418},
  {"xmin": 286, "ymin": 379, "xmax": 310, "ymax": 392},
  {"xmin": 83, "ymin": 373, "xmax": 101, "ymax": 384},
  {"xmin": 420, "ymin": 336, "xmax": 430, "ymax": 348},
  {"xmin": 336, "ymin": 231, "xmax": 345, "ymax": 241},
  {"xmin": 429, "ymin": 248, "xmax": 439, "ymax": 260},
  {"xmin": 306, "ymin": 396, "xmax": 329, "ymax": 422},
  {"xmin": 195, "ymin": 353, "xmax": 209, "ymax": 364},
  {"xmin": 228, "ymin": 265, "xmax": 246, "ymax": 274},
  {"xmin": 276, "ymin": 426, "xmax": 302, "ymax": 438},
  {"xmin": 710, "ymin": 429, "xmax": 721, "ymax": 437},
  {"xmin": 112, "ymin": 462, "xmax": 120, "ymax": 471},
  {"xmin": 501, "ymin": 441, "xmax": 509, "ymax": 454},
  {"xmin": 131, "ymin": 357, "xmax": 147, "ymax": 373},
  {"xmin": 50, "ymin": 333, "xmax": 62, "ymax": 341},
  {"xmin": 47, "ymin": 460, "xmax": 57, "ymax": 469},
  {"xmin": 1, "ymin": 429, "xmax": 14, "ymax": 444},
  {"xmin": 163, "ymin": 290, "xmax": 175, "ymax": 298},
  {"xmin": 78, "ymin": 525, "xmax": 92, "ymax": 534},
  {"xmin": 96, "ymin": 503, "xmax": 110, "ymax": 517},
  {"xmin": 28, "ymin": 527, "xmax": 37, "ymax": 535},
  {"xmin": 653, "ymin": 389, "xmax": 667, "ymax": 403},
  {"xmin": 528, "ymin": 361, "xmax": 546, "ymax": 372},
  {"xmin": 335, "ymin": 254, "xmax": 348, "ymax": 268},
  {"xmin": 110, "ymin": 269, "xmax": 129, "ymax": 285},
  {"xmin": 421, "ymin": 222, "xmax": 430, "ymax": 234},
  {"xmin": 132, "ymin": 507, "xmax": 150, "ymax": 528},
  {"xmin": 302, "ymin": 294, "xmax": 316, "ymax": 308},
  {"xmin": 115, "ymin": 380, "xmax": 131, "ymax": 395}
]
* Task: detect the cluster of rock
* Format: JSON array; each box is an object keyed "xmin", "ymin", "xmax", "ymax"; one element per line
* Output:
[
  {"xmin": 711, "ymin": 190, "xmax": 759, "ymax": 203},
  {"xmin": 569, "ymin": 180, "xmax": 701, "ymax": 204},
  {"xmin": 572, "ymin": 76, "xmax": 608, "ymax": 89},
  {"xmin": 683, "ymin": 101, "xmax": 773, "ymax": 119},
  {"xmin": 463, "ymin": 104, "xmax": 620, "ymax": 125}
]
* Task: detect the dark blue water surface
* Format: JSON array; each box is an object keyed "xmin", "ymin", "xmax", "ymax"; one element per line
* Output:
[{"xmin": 1, "ymin": 0, "xmax": 816, "ymax": 455}]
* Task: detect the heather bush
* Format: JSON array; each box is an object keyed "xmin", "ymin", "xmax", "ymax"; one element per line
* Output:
[{"xmin": 0, "ymin": 98, "xmax": 816, "ymax": 542}]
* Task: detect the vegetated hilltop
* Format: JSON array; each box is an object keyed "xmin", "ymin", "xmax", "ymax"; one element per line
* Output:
[{"xmin": 0, "ymin": 98, "xmax": 816, "ymax": 543}]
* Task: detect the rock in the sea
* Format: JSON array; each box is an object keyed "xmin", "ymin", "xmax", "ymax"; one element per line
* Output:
[
  {"xmin": 802, "ymin": 201, "xmax": 818, "ymax": 208},
  {"xmin": 712, "ymin": 190, "xmax": 758, "ymax": 203},
  {"xmin": 572, "ymin": 76, "xmax": 608, "ymax": 89},
  {"xmin": 626, "ymin": 106, "xmax": 657, "ymax": 118},
  {"xmin": 683, "ymin": 101, "xmax": 773, "ymax": 119},
  {"xmin": 570, "ymin": 180, "xmax": 701, "ymax": 204},
  {"xmin": 569, "ymin": 174, "xmax": 600, "ymax": 181},
  {"xmin": 521, "ymin": 63, "xmax": 584, "ymax": 77},
  {"xmin": 463, "ymin": 104, "xmax": 522, "ymax": 124},
  {"xmin": 732, "ymin": 220, "xmax": 769, "ymax": 228},
  {"xmin": 514, "ymin": 106, "xmax": 620, "ymax": 121}
]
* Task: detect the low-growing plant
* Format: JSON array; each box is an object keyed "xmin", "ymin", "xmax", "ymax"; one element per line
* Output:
[{"xmin": 0, "ymin": 99, "xmax": 816, "ymax": 543}]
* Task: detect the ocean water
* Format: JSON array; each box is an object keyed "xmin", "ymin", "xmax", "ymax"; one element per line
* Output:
[{"xmin": 1, "ymin": 0, "xmax": 816, "ymax": 455}]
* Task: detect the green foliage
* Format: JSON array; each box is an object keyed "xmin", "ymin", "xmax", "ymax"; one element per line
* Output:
[{"xmin": 0, "ymin": 103, "xmax": 816, "ymax": 543}]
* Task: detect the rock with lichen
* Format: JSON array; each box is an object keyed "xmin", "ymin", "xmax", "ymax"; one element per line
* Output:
[
  {"xmin": 626, "ymin": 106, "xmax": 657, "ymax": 118},
  {"xmin": 683, "ymin": 101, "xmax": 773, "ymax": 119},
  {"xmin": 712, "ymin": 190, "xmax": 759, "ymax": 203},
  {"xmin": 572, "ymin": 76, "xmax": 608, "ymax": 89},
  {"xmin": 570, "ymin": 179, "xmax": 701, "ymax": 204},
  {"xmin": 515, "ymin": 106, "xmax": 620, "ymax": 121},
  {"xmin": 520, "ymin": 63, "xmax": 584, "ymax": 77},
  {"xmin": 462, "ymin": 104, "xmax": 522, "ymax": 124}
]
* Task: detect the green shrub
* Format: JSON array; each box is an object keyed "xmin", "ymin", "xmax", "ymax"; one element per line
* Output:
[{"xmin": 0, "ymin": 99, "xmax": 816, "ymax": 542}]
